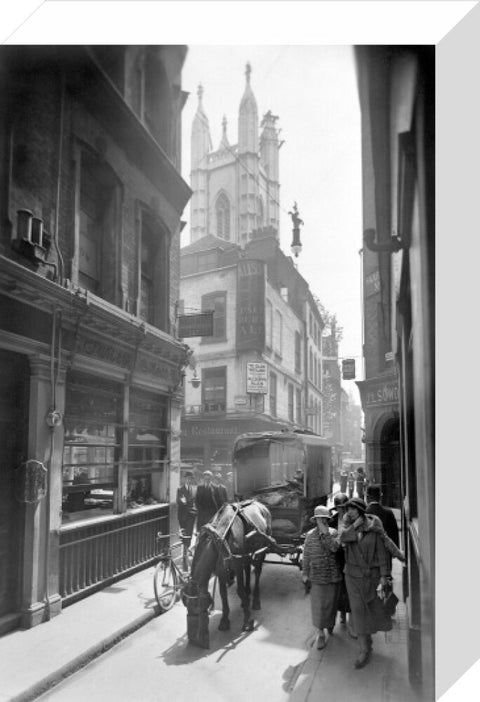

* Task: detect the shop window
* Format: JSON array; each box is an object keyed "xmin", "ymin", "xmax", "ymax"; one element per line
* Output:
[
  {"xmin": 202, "ymin": 367, "xmax": 226, "ymax": 413},
  {"xmin": 216, "ymin": 192, "xmax": 231, "ymax": 240},
  {"xmin": 269, "ymin": 372, "xmax": 277, "ymax": 417},
  {"xmin": 201, "ymin": 291, "xmax": 226, "ymax": 341},
  {"xmin": 127, "ymin": 388, "xmax": 169, "ymax": 509},
  {"xmin": 62, "ymin": 372, "xmax": 122, "ymax": 521}
]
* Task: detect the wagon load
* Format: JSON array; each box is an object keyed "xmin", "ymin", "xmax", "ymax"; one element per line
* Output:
[{"xmin": 252, "ymin": 480, "xmax": 305, "ymax": 541}]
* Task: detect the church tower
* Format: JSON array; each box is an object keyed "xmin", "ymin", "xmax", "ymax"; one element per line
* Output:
[
  {"xmin": 190, "ymin": 85, "xmax": 212, "ymax": 242},
  {"xmin": 238, "ymin": 63, "xmax": 260, "ymax": 246},
  {"xmin": 260, "ymin": 111, "xmax": 281, "ymax": 233}
]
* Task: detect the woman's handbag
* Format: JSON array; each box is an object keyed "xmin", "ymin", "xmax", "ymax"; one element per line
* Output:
[{"xmin": 369, "ymin": 592, "xmax": 393, "ymax": 632}]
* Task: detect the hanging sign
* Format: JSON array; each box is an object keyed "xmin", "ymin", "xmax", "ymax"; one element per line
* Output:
[
  {"xmin": 178, "ymin": 312, "xmax": 214, "ymax": 338},
  {"xmin": 342, "ymin": 359, "xmax": 356, "ymax": 380}
]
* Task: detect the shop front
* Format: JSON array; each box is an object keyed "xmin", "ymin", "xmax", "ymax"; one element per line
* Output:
[{"xmin": 356, "ymin": 374, "xmax": 401, "ymax": 508}]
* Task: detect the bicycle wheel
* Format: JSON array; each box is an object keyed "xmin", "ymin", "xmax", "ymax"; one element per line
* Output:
[{"xmin": 153, "ymin": 560, "xmax": 177, "ymax": 612}]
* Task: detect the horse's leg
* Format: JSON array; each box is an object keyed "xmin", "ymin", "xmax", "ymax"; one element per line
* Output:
[
  {"xmin": 244, "ymin": 559, "xmax": 252, "ymax": 598},
  {"xmin": 217, "ymin": 573, "xmax": 230, "ymax": 631},
  {"xmin": 235, "ymin": 561, "xmax": 254, "ymax": 632},
  {"xmin": 251, "ymin": 555, "xmax": 264, "ymax": 610}
]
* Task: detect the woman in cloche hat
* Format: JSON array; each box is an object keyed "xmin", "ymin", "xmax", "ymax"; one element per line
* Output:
[{"xmin": 302, "ymin": 505, "xmax": 343, "ymax": 650}]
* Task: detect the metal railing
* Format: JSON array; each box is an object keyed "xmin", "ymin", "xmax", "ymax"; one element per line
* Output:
[{"xmin": 59, "ymin": 506, "xmax": 169, "ymax": 605}]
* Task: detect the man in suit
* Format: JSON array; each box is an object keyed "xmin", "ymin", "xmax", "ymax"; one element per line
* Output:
[
  {"xmin": 213, "ymin": 470, "xmax": 228, "ymax": 506},
  {"xmin": 365, "ymin": 483, "xmax": 399, "ymax": 546},
  {"xmin": 195, "ymin": 470, "xmax": 220, "ymax": 529},
  {"xmin": 176, "ymin": 471, "xmax": 197, "ymax": 570}
]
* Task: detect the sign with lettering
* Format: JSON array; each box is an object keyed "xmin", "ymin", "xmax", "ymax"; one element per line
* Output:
[
  {"xmin": 365, "ymin": 380, "xmax": 399, "ymax": 407},
  {"xmin": 365, "ymin": 269, "xmax": 380, "ymax": 297},
  {"xmin": 236, "ymin": 260, "xmax": 266, "ymax": 351},
  {"xmin": 178, "ymin": 312, "xmax": 214, "ymax": 338},
  {"xmin": 246, "ymin": 362, "xmax": 268, "ymax": 394},
  {"xmin": 342, "ymin": 359, "xmax": 356, "ymax": 380}
]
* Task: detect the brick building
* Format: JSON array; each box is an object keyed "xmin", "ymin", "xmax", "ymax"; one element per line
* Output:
[{"xmin": 0, "ymin": 46, "xmax": 191, "ymax": 633}]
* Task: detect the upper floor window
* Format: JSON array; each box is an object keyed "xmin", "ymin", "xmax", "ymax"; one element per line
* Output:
[
  {"xmin": 269, "ymin": 372, "xmax": 277, "ymax": 417},
  {"xmin": 202, "ymin": 291, "xmax": 226, "ymax": 340},
  {"xmin": 295, "ymin": 332, "xmax": 302, "ymax": 373},
  {"xmin": 216, "ymin": 192, "xmax": 231, "ymax": 240},
  {"xmin": 296, "ymin": 388, "xmax": 302, "ymax": 424},
  {"xmin": 136, "ymin": 206, "xmax": 169, "ymax": 330},
  {"xmin": 202, "ymin": 366, "xmax": 227, "ymax": 413},
  {"xmin": 288, "ymin": 384, "xmax": 294, "ymax": 422},
  {"xmin": 266, "ymin": 300, "xmax": 273, "ymax": 349},
  {"xmin": 132, "ymin": 49, "xmax": 171, "ymax": 154},
  {"xmin": 77, "ymin": 147, "xmax": 120, "ymax": 303},
  {"xmin": 274, "ymin": 310, "xmax": 283, "ymax": 356}
]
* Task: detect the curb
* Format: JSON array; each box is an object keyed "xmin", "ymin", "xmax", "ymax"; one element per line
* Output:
[{"xmin": 9, "ymin": 607, "xmax": 160, "ymax": 702}]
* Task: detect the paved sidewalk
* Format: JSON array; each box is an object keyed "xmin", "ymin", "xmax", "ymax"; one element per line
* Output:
[{"xmin": 0, "ymin": 566, "xmax": 160, "ymax": 702}]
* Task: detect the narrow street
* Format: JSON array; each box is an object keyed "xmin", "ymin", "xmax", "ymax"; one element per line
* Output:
[{"xmin": 37, "ymin": 557, "xmax": 414, "ymax": 702}]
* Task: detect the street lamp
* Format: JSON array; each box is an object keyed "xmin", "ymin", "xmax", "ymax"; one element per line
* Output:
[
  {"xmin": 189, "ymin": 369, "xmax": 201, "ymax": 389},
  {"xmin": 289, "ymin": 202, "xmax": 304, "ymax": 258}
]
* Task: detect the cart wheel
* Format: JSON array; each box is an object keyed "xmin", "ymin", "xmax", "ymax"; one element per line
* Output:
[{"xmin": 154, "ymin": 560, "xmax": 177, "ymax": 612}]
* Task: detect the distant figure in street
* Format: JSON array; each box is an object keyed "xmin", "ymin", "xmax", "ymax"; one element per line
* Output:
[
  {"xmin": 340, "ymin": 498, "xmax": 392, "ymax": 669},
  {"xmin": 213, "ymin": 470, "xmax": 228, "ymax": 506},
  {"xmin": 225, "ymin": 471, "xmax": 235, "ymax": 500},
  {"xmin": 340, "ymin": 469, "xmax": 348, "ymax": 493},
  {"xmin": 365, "ymin": 484, "xmax": 399, "ymax": 546},
  {"xmin": 195, "ymin": 470, "xmax": 220, "ymax": 529},
  {"xmin": 176, "ymin": 471, "xmax": 197, "ymax": 570},
  {"xmin": 347, "ymin": 472, "xmax": 355, "ymax": 499},
  {"xmin": 302, "ymin": 506, "xmax": 342, "ymax": 650},
  {"xmin": 355, "ymin": 467, "xmax": 366, "ymax": 500}
]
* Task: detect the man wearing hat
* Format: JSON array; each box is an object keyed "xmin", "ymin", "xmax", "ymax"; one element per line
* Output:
[
  {"xmin": 340, "ymin": 497, "xmax": 391, "ymax": 669},
  {"xmin": 176, "ymin": 471, "xmax": 197, "ymax": 570},
  {"xmin": 195, "ymin": 470, "xmax": 220, "ymax": 529},
  {"xmin": 302, "ymin": 505, "xmax": 343, "ymax": 650}
]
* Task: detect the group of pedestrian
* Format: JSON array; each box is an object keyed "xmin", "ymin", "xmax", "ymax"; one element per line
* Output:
[
  {"xmin": 176, "ymin": 469, "xmax": 230, "ymax": 570},
  {"xmin": 302, "ymin": 483, "xmax": 404, "ymax": 669},
  {"xmin": 339, "ymin": 466, "xmax": 367, "ymax": 499}
]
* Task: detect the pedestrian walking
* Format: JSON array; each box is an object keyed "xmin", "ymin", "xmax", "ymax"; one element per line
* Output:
[
  {"xmin": 365, "ymin": 483, "xmax": 399, "ymax": 546},
  {"xmin": 176, "ymin": 471, "xmax": 197, "ymax": 570},
  {"xmin": 355, "ymin": 467, "xmax": 366, "ymax": 500},
  {"xmin": 302, "ymin": 505, "xmax": 343, "ymax": 650},
  {"xmin": 340, "ymin": 497, "xmax": 392, "ymax": 669},
  {"xmin": 328, "ymin": 493, "xmax": 353, "ymax": 633},
  {"xmin": 213, "ymin": 470, "xmax": 228, "ymax": 506},
  {"xmin": 347, "ymin": 472, "xmax": 355, "ymax": 499},
  {"xmin": 339, "ymin": 469, "xmax": 348, "ymax": 493},
  {"xmin": 195, "ymin": 470, "xmax": 220, "ymax": 529}
]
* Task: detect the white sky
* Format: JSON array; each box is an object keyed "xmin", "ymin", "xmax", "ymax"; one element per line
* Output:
[{"xmin": 181, "ymin": 45, "xmax": 363, "ymax": 398}]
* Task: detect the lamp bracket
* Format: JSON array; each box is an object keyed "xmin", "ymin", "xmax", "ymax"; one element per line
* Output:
[{"xmin": 363, "ymin": 228, "xmax": 406, "ymax": 253}]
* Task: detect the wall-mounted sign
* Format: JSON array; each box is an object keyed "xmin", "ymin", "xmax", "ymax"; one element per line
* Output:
[
  {"xmin": 178, "ymin": 312, "xmax": 214, "ymax": 338},
  {"xmin": 236, "ymin": 260, "xmax": 266, "ymax": 351},
  {"xmin": 365, "ymin": 380, "xmax": 399, "ymax": 407},
  {"xmin": 342, "ymin": 358, "xmax": 356, "ymax": 380},
  {"xmin": 246, "ymin": 362, "xmax": 268, "ymax": 394},
  {"xmin": 365, "ymin": 269, "xmax": 380, "ymax": 297}
]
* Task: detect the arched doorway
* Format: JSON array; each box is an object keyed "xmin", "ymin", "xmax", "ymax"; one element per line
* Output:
[{"xmin": 372, "ymin": 412, "xmax": 401, "ymax": 509}]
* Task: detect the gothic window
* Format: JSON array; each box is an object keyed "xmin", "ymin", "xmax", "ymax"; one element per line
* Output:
[{"xmin": 216, "ymin": 193, "xmax": 231, "ymax": 240}]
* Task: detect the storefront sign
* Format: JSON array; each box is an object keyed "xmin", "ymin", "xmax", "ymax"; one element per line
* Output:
[
  {"xmin": 246, "ymin": 362, "xmax": 268, "ymax": 394},
  {"xmin": 365, "ymin": 380, "xmax": 399, "ymax": 407},
  {"xmin": 178, "ymin": 312, "xmax": 214, "ymax": 338},
  {"xmin": 236, "ymin": 260, "xmax": 266, "ymax": 351}
]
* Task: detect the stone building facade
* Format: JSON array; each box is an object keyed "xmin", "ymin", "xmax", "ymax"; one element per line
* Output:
[{"xmin": 0, "ymin": 46, "xmax": 191, "ymax": 633}]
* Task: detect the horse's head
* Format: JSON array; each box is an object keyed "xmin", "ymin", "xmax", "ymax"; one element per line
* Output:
[{"xmin": 181, "ymin": 577, "xmax": 213, "ymax": 649}]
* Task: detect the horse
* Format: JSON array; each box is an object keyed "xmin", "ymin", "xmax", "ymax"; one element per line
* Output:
[{"xmin": 181, "ymin": 500, "xmax": 274, "ymax": 649}]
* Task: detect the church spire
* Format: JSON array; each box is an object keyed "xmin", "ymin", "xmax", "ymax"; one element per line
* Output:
[
  {"xmin": 238, "ymin": 62, "xmax": 258, "ymax": 154},
  {"xmin": 191, "ymin": 82, "xmax": 212, "ymax": 168},
  {"xmin": 218, "ymin": 115, "xmax": 230, "ymax": 150}
]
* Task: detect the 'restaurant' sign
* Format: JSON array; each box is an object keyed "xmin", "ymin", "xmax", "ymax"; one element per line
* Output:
[
  {"xmin": 236, "ymin": 259, "xmax": 266, "ymax": 351},
  {"xmin": 178, "ymin": 312, "xmax": 214, "ymax": 338},
  {"xmin": 246, "ymin": 362, "xmax": 268, "ymax": 394}
]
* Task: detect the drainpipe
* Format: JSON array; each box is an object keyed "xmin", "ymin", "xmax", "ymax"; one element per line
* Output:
[{"xmin": 53, "ymin": 69, "xmax": 66, "ymax": 284}]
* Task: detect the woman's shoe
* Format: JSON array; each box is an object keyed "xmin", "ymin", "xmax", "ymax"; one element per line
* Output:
[
  {"xmin": 316, "ymin": 633, "xmax": 326, "ymax": 650},
  {"xmin": 327, "ymin": 627, "xmax": 334, "ymax": 635},
  {"xmin": 354, "ymin": 651, "xmax": 370, "ymax": 669}
]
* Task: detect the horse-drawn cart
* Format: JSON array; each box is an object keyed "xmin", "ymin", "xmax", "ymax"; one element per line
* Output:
[{"xmin": 232, "ymin": 430, "xmax": 333, "ymax": 567}]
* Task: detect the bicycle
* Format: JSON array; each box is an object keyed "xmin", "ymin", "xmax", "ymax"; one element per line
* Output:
[{"xmin": 153, "ymin": 533, "xmax": 192, "ymax": 612}]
